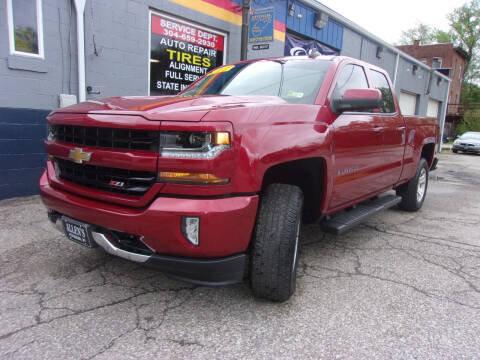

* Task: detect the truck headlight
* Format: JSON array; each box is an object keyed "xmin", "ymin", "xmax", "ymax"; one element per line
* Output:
[{"xmin": 160, "ymin": 131, "xmax": 230, "ymax": 159}]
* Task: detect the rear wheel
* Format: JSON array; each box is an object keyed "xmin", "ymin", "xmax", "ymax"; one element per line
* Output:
[
  {"xmin": 396, "ymin": 158, "xmax": 429, "ymax": 212},
  {"xmin": 452, "ymin": 149, "xmax": 458, "ymax": 153},
  {"xmin": 251, "ymin": 184, "xmax": 303, "ymax": 302}
]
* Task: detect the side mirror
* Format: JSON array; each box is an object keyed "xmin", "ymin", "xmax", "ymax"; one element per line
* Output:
[{"xmin": 332, "ymin": 88, "xmax": 382, "ymax": 114}]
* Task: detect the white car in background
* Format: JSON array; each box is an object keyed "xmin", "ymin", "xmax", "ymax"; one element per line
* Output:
[{"xmin": 452, "ymin": 132, "xmax": 480, "ymax": 154}]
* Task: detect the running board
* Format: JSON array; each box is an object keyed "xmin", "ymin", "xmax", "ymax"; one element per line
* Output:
[{"xmin": 321, "ymin": 195, "xmax": 402, "ymax": 235}]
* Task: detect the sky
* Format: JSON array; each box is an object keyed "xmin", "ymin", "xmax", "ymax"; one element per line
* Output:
[{"xmin": 318, "ymin": 0, "xmax": 468, "ymax": 45}]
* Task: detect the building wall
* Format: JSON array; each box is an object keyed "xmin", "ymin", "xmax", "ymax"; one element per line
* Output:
[
  {"xmin": 0, "ymin": 0, "xmax": 78, "ymax": 199},
  {"xmin": 396, "ymin": 42, "xmax": 466, "ymax": 106}
]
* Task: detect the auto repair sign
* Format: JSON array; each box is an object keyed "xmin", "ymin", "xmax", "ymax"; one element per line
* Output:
[{"xmin": 150, "ymin": 14, "xmax": 226, "ymax": 95}]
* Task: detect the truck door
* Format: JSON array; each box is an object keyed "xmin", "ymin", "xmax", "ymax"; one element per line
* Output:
[
  {"xmin": 329, "ymin": 64, "xmax": 385, "ymax": 209},
  {"xmin": 368, "ymin": 69, "xmax": 405, "ymax": 186}
]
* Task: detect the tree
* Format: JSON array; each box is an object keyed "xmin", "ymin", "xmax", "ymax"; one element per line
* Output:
[
  {"xmin": 447, "ymin": 0, "xmax": 480, "ymax": 83},
  {"xmin": 456, "ymin": 109, "xmax": 480, "ymax": 134},
  {"xmin": 398, "ymin": 23, "xmax": 436, "ymax": 45}
]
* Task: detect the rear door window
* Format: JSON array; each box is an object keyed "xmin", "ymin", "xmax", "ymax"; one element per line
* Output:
[{"xmin": 369, "ymin": 70, "xmax": 396, "ymax": 113}]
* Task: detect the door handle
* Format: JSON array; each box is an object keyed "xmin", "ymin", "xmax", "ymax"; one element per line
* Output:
[
  {"xmin": 373, "ymin": 126, "xmax": 384, "ymax": 133},
  {"xmin": 397, "ymin": 126, "xmax": 405, "ymax": 131}
]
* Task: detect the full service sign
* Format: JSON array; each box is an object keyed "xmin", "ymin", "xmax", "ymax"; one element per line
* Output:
[{"xmin": 150, "ymin": 14, "xmax": 225, "ymax": 95}]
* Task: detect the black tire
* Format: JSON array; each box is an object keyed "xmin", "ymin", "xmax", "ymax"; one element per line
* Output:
[
  {"xmin": 452, "ymin": 149, "xmax": 458, "ymax": 153},
  {"xmin": 396, "ymin": 158, "xmax": 429, "ymax": 212},
  {"xmin": 251, "ymin": 184, "xmax": 303, "ymax": 302}
]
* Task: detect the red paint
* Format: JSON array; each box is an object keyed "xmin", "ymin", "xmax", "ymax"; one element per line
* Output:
[
  {"xmin": 151, "ymin": 14, "xmax": 224, "ymax": 51},
  {"xmin": 40, "ymin": 56, "xmax": 438, "ymax": 259}
]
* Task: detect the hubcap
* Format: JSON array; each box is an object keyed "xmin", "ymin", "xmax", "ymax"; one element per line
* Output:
[{"xmin": 417, "ymin": 168, "xmax": 427, "ymax": 203}]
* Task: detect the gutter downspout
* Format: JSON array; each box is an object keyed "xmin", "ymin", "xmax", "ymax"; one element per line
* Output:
[
  {"xmin": 73, "ymin": 0, "xmax": 86, "ymax": 102},
  {"xmin": 438, "ymin": 80, "xmax": 451, "ymax": 152},
  {"xmin": 393, "ymin": 53, "xmax": 400, "ymax": 87}
]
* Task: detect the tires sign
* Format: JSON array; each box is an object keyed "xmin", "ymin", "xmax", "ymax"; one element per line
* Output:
[{"xmin": 150, "ymin": 13, "xmax": 226, "ymax": 95}]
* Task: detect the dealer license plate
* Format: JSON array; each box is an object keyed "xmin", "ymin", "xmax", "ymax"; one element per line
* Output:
[{"xmin": 62, "ymin": 217, "xmax": 97, "ymax": 248}]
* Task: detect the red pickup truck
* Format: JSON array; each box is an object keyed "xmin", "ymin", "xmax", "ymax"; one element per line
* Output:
[{"xmin": 40, "ymin": 56, "xmax": 439, "ymax": 301}]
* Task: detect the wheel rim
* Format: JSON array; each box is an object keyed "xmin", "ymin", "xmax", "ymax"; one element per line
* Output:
[
  {"xmin": 292, "ymin": 219, "xmax": 300, "ymax": 275},
  {"xmin": 417, "ymin": 168, "xmax": 427, "ymax": 203}
]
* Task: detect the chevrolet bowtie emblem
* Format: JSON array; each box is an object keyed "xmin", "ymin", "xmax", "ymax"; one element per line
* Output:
[{"xmin": 68, "ymin": 148, "xmax": 92, "ymax": 164}]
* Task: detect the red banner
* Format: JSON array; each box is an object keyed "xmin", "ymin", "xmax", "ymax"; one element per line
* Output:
[{"xmin": 152, "ymin": 15, "xmax": 224, "ymax": 51}]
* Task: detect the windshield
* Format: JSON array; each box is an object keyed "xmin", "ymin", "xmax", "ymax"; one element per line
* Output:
[
  {"xmin": 459, "ymin": 132, "xmax": 480, "ymax": 140},
  {"xmin": 180, "ymin": 59, "xmax": 332, "ymax": 104}
]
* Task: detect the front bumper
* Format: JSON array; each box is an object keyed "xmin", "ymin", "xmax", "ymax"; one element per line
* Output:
[
  {"xmin": 50, "ymin": 215, "xmax": 246, "ymax": 285},
  {"xmin": 452, "ymin": 145, "xmax": 480, "ymax": 153},
  {"xmin": 40, "ymin": 170, "xmax": 258, "ymax": 285}
]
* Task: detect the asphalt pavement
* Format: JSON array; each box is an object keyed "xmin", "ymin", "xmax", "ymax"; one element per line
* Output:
[{"xmin": 1, "ymin": 151, "xmax": 479, "ymax": 359}]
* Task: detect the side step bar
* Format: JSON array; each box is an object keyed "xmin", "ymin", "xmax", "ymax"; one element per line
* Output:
[{"xmin": 321, "ymin": 195, "xmax": 401, "ymax": 235}]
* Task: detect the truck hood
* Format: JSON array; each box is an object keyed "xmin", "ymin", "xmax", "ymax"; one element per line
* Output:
[{"xmin": 51, "ymin": 95, "xmax": 287, "ymax": 122}]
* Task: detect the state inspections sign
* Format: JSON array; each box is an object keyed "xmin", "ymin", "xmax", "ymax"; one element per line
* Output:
[
  {"xmin": 248, "ymin": 8, "xmax": 274, "ymax": 43},
  {"xmin": 150, "ymin": 13, "xmax": 226, "ymax": 95}
]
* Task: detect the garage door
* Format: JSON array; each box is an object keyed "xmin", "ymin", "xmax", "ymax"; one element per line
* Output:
[
  {"xmin": 399, "ymin": 91, "xmax": 417, "ymax": 115},
  {"xmin": 427, "ymin": 98, "xmax": 440, "ymax": 118}
]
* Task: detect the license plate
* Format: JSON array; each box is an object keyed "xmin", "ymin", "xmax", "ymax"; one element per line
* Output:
[{"xmin": 62, "ymin": 217, "xmax": 97, "ymax": 248}]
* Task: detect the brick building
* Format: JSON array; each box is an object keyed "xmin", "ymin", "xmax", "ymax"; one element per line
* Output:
[{"xmin": 397, "ymin": 40, "xmax": 468, "ymax": 137}]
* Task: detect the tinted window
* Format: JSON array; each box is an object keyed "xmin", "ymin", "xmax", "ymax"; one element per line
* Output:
[
  {"xmin": 181, "ymin": 60, "xmax": 331, "ymax": 104},
  {"xmin": 332, "ymin": 64, "xmax": 369, "ymax": 101},
  {"xmin": 369, "ymin": 70, "xmax": 396, "ymax": 113}
]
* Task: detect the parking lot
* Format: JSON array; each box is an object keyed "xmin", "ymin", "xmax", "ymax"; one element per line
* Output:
[{"xmin": 1, "ymin": 152, "xmax": 479, "ymax": 359}]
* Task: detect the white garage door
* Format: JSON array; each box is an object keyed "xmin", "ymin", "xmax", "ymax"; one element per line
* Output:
[
  {"xmin": 427, "ymin": 98, "xmax": 440, "ymax": 118},
  {"xmin": 399, "ymin": 91, "xmax": 417, "ymax": 115}
]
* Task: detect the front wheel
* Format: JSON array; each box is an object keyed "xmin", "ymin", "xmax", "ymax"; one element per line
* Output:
[
  {"xmin": 396, "ymin": 158, "xmax": 429, "ymax": 212},
  {"xmin": 251, "ymin": 184, "xmax": 303, "ymax": 302},
  {"xmin": 452, "ymin": 149, "xmax": 458, "ymax": 153}
]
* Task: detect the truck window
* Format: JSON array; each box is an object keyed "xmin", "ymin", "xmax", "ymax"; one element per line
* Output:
[
  {"xmin": 180, "ymin": 60, "xmax": 331, "ymax": 105},
  {"xmin": 369, "ymin": 70, "xmax": 396, "ymax": 113},
  {"xmin": 332, "ymin": 64, "xmax": 369, "ymax": 102}
]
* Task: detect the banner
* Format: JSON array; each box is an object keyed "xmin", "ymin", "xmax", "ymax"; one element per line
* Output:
[
  {"xmin": 284, "ymin": 33, "xmax": 338, "ymax": 57},
  {"xmin": 248, "ymin": 8, "xmax": 274, "ymax": 43},
  {"xmin": 150, "ymin": 14, "xmax": 226, "ymax": 95}
]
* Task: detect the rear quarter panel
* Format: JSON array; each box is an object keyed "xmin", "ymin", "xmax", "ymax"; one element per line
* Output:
[{"xmin": 399, "ymin": 116, "xmax": 438, "ymax": 183}]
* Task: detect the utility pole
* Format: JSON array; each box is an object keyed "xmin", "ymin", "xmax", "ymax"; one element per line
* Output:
[{"xmin": 240, "ymin": 0, "xmax": 250, "ymax": 61}]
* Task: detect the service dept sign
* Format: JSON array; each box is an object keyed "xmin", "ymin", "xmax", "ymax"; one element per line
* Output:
[{"xmin": 150, "ymin": 13, "xmax": 226, "ymax": 95}]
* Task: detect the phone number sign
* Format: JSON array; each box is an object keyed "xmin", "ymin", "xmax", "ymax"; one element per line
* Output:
[{"xmin": 150, "ymin": 14, "xmax": 226, "ymax": 95}]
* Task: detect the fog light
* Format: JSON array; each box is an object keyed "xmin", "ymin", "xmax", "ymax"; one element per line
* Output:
[{"xmin": 181, "ymin": 217, "xmax": 200, "ymax": 246}]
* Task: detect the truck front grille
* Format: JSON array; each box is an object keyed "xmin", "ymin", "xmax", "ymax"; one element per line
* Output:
[
  {"xmin": 55, "ymin": 158, "xmax": 156, "ymax": 196},
  {"xmin": 51, "ymin": 125, "xmax": 159, "ymax": 151}
]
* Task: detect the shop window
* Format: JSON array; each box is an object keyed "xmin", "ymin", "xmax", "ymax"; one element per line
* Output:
[
  {"xmin": 7, "ymin": 0, "xmax": 44, "ymax": 57},
  {"xmin": 149, "ymin": 12, "xmax": 226, "ymax": 95}
]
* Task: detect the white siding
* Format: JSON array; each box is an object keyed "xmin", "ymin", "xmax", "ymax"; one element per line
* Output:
[
  {"xmin": 427, "ymin": 98, "xmax": 440, "ymax": 118},
  {"xmin": 399, "ymin": 91, "xmax": 417, "ymax": 116}
]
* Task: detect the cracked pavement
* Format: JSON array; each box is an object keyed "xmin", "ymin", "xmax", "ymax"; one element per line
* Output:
[{"xmin": 1, "ymin": 152, "xmax": 480, "ymax": 359}]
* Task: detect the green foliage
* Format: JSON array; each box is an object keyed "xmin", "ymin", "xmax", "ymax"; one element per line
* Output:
[
  {"xmin": 447, "ymin": 0, "xmax": 480, "ymax": 83},
  {"xmin": 398, "ymin": 23, "xmax": 436, "ymax": 45},
  {"xmin": 456, "ymin": 109, "xmax": 480, "ymax": 135},
  {"xmin": 461, "ymin": 82, "xmax": 480, "ymax": 103}
]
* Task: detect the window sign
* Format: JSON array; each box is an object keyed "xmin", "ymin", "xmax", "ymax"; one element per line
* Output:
[
  {"xmin": 7, "ymin": 0, "xmax": 44, "ymax": 57},
  {"xmin": 150, "ymin": 13, "xmax": 226, "ymax": 95}
]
